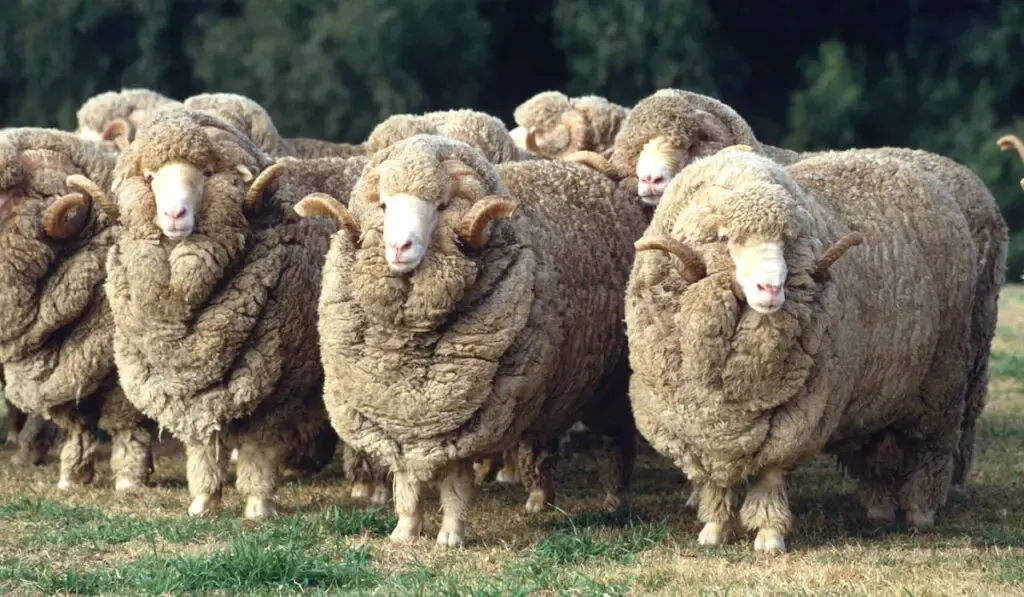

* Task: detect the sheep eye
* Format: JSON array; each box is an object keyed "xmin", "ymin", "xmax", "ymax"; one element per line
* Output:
[
  {"xmin": 204, "ymin": 169, "xmax": 214, "ymax": 178},
  {"xmin": 437, "ymin": 202, "xmax": 448, "ymax": 212},
  {"xmin": 379, "ymin": 202, "xmax": 386, "ymax": 212}
]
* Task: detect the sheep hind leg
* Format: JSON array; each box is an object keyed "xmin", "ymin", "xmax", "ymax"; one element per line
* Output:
[
  {"xmin": 696, "ymin": 482, "xmax": 737, "ymax": 547},
  {"xmin": 738, "ymin": 468, "xmax": 791, "ymax": 554},
  {"xmin": 57, "ymin": 426, "xmax": 101, "ymax": 490},
  {"xmin": 390, "ymin": 471, "xmax": 424, "ymax": 542},
  {"xmin": 897, "ymin": 439, "xmax": 956, "ymax": 529},
  {"xmin": 110, "ymin": 426, "xmax": 155, "ymax": 491},
  {"xmin": 517, "ymin": 438, "xmax": 559, "ymax": 514},
  {"xmin": 594, "ymin": 428, "xmax": 636, "ymax": 515},
  {"xmin": 236, "ymin": 440, "xmax": 285, "ymax": 520},
  {"xmin": 186, "ymin": 439, "xmax": 229, "ymax": 517},
  {"xmin": 437, "ymin": 460, "xmax": 474, "ymax": 547},
  {"xmin": 495, "ymin": 448, "xmax": 520, "ymax": 484}
]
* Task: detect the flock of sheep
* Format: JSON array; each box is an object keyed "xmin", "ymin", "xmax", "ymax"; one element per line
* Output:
[{"xmin": 0, "ymin": 86, "xmax": 1014, "ymax": 555}]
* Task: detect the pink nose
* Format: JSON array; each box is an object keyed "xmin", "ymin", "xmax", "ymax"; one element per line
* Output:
[
  {"xmin": 164, "ymin": 207, "xmax": 186, "ymax": 221},
  {"xmin": 757, "ymin": 283, "xmax": 781, "ymax": 299},
  {"xmin": 388, "ymin": 240, "xmax": 413, "ymax": 262},
  {"xmin": 640, "ymin": 174, "xmax": 665, "ymax": 185}
]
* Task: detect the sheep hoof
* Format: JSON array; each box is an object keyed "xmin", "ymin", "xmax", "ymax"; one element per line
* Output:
[
  {"xmin": 244, "ymin": 497, "xmax": 278, "ymax": 520},
  {"xmin": 114, "ymin": 477, "xmax": 143, "ymax": 492},
  {"xmin": 496, "ymin": 468, "xmax": 520, "ymax": 484},
  {"xmin": 866, "ymin": 503, "xmax": 896, "ymax": 524},
  {"xmin": 436, "ymin": 524, "xmax": 466, "ymax": 548},
  {"xmin": 389, "ymin": 516, "xmax": 422, "ymax": 542},
  {"xmin": 229, "ymin": 448, "xmax": 239, "ymax": 463},
  {"xmin": 697, "ymin": 522, "xmax": 728, "ymax": 546},
  {"xmin": 753, "ymin": 529, "xmax": 786, "ymax": 554},
  {"xmin": 906, "ymin": 508, "xmax": 935, "ymax": 529},
  {"xmin": 350, "ymin": 482, "xmax": 373, "ymax": 500},
  {"xmin": 188, "ymin": 494, "xmax": 220, "ymax": 517},
  {"xmin": 57, "ymin": 478, "xmax": 84, "ymax": 491},
  {"xmin": 525, "ymin": 489, "xmax": 548, "ymax": 514},
  {"xmin": 370, "ymin": 484, "xmax": 392, "ymax": 506}
]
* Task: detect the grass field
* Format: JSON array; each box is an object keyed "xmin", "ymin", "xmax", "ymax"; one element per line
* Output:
[{"xmin": 2, "ymin": 290, "xmax": 1024, "ymax": 596}]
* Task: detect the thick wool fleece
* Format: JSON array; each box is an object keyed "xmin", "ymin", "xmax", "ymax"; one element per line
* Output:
[
  {"xmin": 513, "ymin": 91, "xmax": 629, "ymax": 157},
  {"xmin": 275, "ymin": 156, "xmax": 369, "ymax": 206},
  {"xmin": 106, "ymin": 111, "xmax": 339, "ymax": 449},
  {"xmin": 367, "ymin": 110, "xmax": 526, "ymax": 164},
  {"xmin": 318, "ymin": 135, "xmax": 649, "ymax": 482},
  {"xmin": 626, "ymin": 149, "xmax": 976, "ymax": 514},
  {"xmin": 287, "ymin": 138, "xmax": 368, "ymax": 159},
  {"xmin": 76, "ymin": 88, "xmax": 181, "ymax": 133},
  {"xmin": 609, "ymin": 89, "xmax": 803, "ymax": 177},
  {"xmin": 0, "ymin": 128, "xmax": 154, "ymax": 484}
]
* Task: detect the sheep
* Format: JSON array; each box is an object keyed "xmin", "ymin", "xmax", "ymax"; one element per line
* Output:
[
  {"xmin": 997, "ymin": 134, "xmax": 1024, "ymax": 191},
  {"xmin": 295, "ymin": 133, "xmax": 650, "ymax": 545},
  {"xmin": 99, "ymin": 107, "xmax": 341, "ymax": 518},
  {"xmin": 75, "ymin": 88, "xmax": 182, "ymax": 151},
  {"xmin": 511, "ymin": 91, "xmax": 629, "ymax": 159},
  {"xmin": 365, "ymin": 109, "xmax": 533, "ymax": 163},
  {"xmin": 625, "ymin": 147, "xmax": 982, "ymax": 553},
  {"xmin": 3, "ymin": 392, "xmax": 62, "ymax": 466},
  {"xmin": 0, "ymin": 127, "xmax": 157, "ymax": 490},
  {"xmin": 182, "ymin": 92, "xmax": 367, "ymax": 159}
]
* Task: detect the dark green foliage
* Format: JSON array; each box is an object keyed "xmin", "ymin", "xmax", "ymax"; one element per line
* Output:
[{"xmin": 0, "ymin": 0, "xmax": 1022, "ymax": 275}]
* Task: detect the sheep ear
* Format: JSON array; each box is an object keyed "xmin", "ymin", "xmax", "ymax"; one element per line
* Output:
[
  {"xmin": 634, "ymin": 235, "xmax": 707, "ymax": 284},
  {"xmin": 457, "ymin": 196, "xmax": 518, "ymax": 251},
  {"xmin": 100, "ymin": 118, "xmax": 134, "ymax": 150},
  {"xmin": 42, "ymin": 192, "xmax": 91, "ymax": 240}
]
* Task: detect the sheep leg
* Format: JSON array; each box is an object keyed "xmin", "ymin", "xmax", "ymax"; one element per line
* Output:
[
  {"xmin": 57, "ymin": 426, "xmax": 101, "ymax": 489},
  {"xmin": 593, "ymin": 427, "xmax": 636, "ymax": 514},
  {"xmin": 897, "ymin": 439, "xmax": 955, "ymax": 529},
  {"xmin": 496, "ymin": 448, "xmax": 520, "ymax": 484},
  {"xmin": 3, "ymin": 398, "xmax": 27, "ymax": 448},
  {"xmin": 110, "ymin": 426, "xmax": 154, "ymax": 491},
  {"xmin": 344, "ymin": 442, "xmax": 390, "ymax": 503},
  {"xmin": 236, "ymin": 440, "xmax": 285, "ymax": 520},
  {"xmin": 186, "ymin": 439, "xmax": 229, "ymax": 516},
  {"xmin": 390, "ymin": 471, "xmax": 424, "ymax": 542},
  {"xmin": 696, "ymin": 482, "xmax": 737, "ymax": 547},
  {"xmin": 517, "ymin": 438, "xmax": 559, "ymax": 513},
  {"xmin": 738, "ymin": 468, "xmax": 791, "ymax": 554},
  {"xmin": 437, "ymin": 460, "xmax": 474, "ymax": 547},
  {"xmin": 12, "ymin": 414, "xmax": 60, "ymax": 466}
]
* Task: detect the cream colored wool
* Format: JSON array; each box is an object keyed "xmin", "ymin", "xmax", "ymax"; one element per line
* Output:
[
  {"xmin": 366, "ymin": 109, "xmax": 531, "ymax": 163},
  {"xmin": 512, "ymin": 91, "xmax": 629, "ymax": 158},
  {"xmin": 311, "ymin": 134, "xmax": 649, "ymax": 544},
  {"xmin": 625, "ymin": 148, "xmax": 978, "ymax": 552}
]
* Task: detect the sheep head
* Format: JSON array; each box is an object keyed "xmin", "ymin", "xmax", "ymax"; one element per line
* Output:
[
  {"xmin": 635, "ymin": 151, "xmax": 860, "ymax": 314},
  {"xmin": 512, "ymin": 91, "xmax": 594, "ymax": 158},
  {"xmin": 612, "ymin": 89, "xmax": 760, "ymax": 206},
  {"xmin": 348, "ymin": 134, "xmax": 518, "ymax": 275},
  {"xmin": 113, "ymin": 108, "xmax": 277, "ymax": 240}
]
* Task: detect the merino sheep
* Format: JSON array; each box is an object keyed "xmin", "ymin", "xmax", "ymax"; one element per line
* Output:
[
  {"xmin": 625, "ymin": 147, "xmax": 980, "ymax": 553},
  {"xmin": 296, "ymin": 134, "xmax": 649, "ymax": 545},
  {"xmin": 0, "ymin": 127, "xmax": 156, "ymax": 490},
  {"xmin": 100, "ymin": 107, "xmax": 340, "ymax": 518},
  {"xmin": 183, "ymin": 92, "xmax": 367, "ymax": 159},
  {"xmin": 511, "ymin": 91, "xmax": 629, "ymax": 159},
  {"xmin": 365, "ymin": 109, "xmax": 532, "ymax": 163},
  {"xmin": 75, "ymin": 88, "xmax": 182, "ymax": 151}
]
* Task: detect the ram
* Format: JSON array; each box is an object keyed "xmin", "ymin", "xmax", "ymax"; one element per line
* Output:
[
  {"xmin": 625, "ymin": 147, "xmax": 983, "ymax": 553},
  {"xmin": 511, "ymin": 91, "xmax": 629, "ymax": 159},
  {"xmin": 75, "ymin": 88, "xmax": 182, "ymax": 151},
  {"xmin": 297, "ymin": 134, "xmax": 649, "ymax": 545},
  {"xmin": 0, "ymin": 128, "xmax": 155, "ymax": 490},
  {"xmin": 100, "ymin": 107, "xmax": 340, "ymax": 518}
]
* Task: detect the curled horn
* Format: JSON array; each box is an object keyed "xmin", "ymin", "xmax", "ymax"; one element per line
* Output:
[
  {"xmin": 457, "ymin": 196, "xmax": 518, "ymax": 250},
  {"xmin": 42, "ymin": 192, "xmax": 91, "ymax": 240},
  {"xmin": 244, "ymin": 162, "xmax": 287, "ymax": 213},
  {"xmin": 564, "ymin": 150, "xmax": 625, "ymax": 181},
  {"xmin": 997, "ymin": 134, "xmax": 1024, "ymax": 166},
  {"xmin": 561, "ymin": 110, "xmax": 592, "ymax": 153},
  {"xmin": 66, "ymin": 174, "xmax": 120, "ymax": 223},
  {"xmin": 634, "ymin": 236, "xmax": 706, "ymax": 284},
  {"xmin": 100, "ymin": 118, "xmax": 134, "ymax": 150},
  {"xmin": 294, "ymin": 192, "xmax": 361, "ymax": 244},
  {"xmin": 524, "ymin": 129, "xmax": 548, "ymax": 157},
  {"xmin": 811, "ymin": 232, "xmax": 863, "ymax": 282}
]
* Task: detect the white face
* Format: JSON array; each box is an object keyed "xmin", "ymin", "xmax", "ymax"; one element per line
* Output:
[
  {"xmin": 729, "ymin": 239, "xmax": 787, "ymax": 314},
  {"xmin": 76, "ymin": 128, "xmax": 102, "ymax": 142},
  {"xmin": 509, "ymin": 126, "xmax": 528, "ymax": 150},
  {"xmin": 635, "ymin": 138, "xmax": 683, "ymax": 205},
  {"xmin": 147, "ymin": 162, "xmax": 209, "ymax": 240},
  {"xmin": 380, "ymin": 192, "xmax": 440, "ymax": 274}
]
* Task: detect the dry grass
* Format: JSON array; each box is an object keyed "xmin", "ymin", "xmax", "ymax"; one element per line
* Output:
[{"xmin": 2, "ymin": 288, "xmax": 1024, "ymax": 595}]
